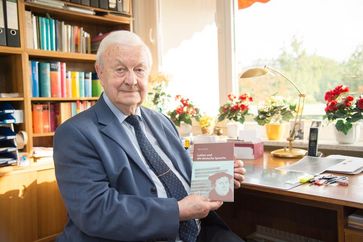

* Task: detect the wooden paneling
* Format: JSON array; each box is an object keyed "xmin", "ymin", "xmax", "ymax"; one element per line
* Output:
[
  {"xmin": 36, "ymin": 169, "xmax": 67, "ymax": 239},
  {"xmin": 0, "ymin": 172, "xmax": 37, "ymax": 242}
]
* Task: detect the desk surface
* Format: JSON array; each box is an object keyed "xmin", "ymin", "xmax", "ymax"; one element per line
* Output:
[{"xmin": 243, "ymin": 153, "xmax": 363, "ymax": 209}]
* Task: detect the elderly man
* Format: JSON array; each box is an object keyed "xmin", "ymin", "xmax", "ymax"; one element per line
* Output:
[{"xmin": 54, "ymin": 30, "xmax": 245, "ymax": 242}]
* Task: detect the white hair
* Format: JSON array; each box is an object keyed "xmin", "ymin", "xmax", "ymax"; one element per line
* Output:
[{"xmin": 95, "ymin": 30, "xmax": 152, "ymax": 69}]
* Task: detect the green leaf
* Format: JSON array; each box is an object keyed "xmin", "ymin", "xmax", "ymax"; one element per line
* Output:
[{"xmin": 335, "ymin": 120, "xmax": 352, "ymax": 135}]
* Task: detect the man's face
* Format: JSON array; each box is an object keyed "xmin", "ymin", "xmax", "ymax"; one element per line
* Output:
[
  {"xmin": 96, "ymin": 44, "xmax": 150, "ymax": 113},
  {"xmin": 215, "ymin": 176, "xmax": 230, "ymax": 196}
]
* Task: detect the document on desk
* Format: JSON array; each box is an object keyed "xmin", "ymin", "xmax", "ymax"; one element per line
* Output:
[
  {"xmin": 191, "ymin": 143, "xmax": 234, "ymax": 202},
  {"xmin": 325, "ymin": 155, "xmax": 363, "ymax": 174},
  {"xmin": 244, "ymin": 164, "xmax": 310, "ymax": 190},
  {"xmin": 276, "ymin": 156, "xmax": 345, "ymax": 175}
]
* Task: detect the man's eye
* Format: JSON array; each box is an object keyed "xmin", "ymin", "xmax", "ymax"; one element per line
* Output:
[
  {"xmin": 116, "ymin": 67, "xmax": 127, "ymax": 73},
  {"xmin": 135, "ymin": 68, "xmax": 145, "ymax": 73}
]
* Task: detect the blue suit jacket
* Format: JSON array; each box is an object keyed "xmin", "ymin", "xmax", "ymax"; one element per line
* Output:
[{"xmin": 54, "ymin": 97, "xmax": 226, "ymax": 242}]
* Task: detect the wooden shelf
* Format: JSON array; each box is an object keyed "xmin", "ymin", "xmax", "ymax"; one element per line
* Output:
[
  {"xmin": 0, "ymin": 46, "xmax": 23, "ymax": 55},
  {"xmin": 32, "ymin": 132, "xmax": 55, "ymax": 137},
  {"xmin": 27, "ymin": 49, "xmax": 96, "ymax": 61},
  {"xmin": 25, "ymin": 2, "xmax": 131, "ymax": 26},
  {"xmin": 31, "ymin": 97, "xmax": 99, "ymax": 101},
  {"xmin": 0, "ymin": 97, "xmax": 24, "ymax": 101}
]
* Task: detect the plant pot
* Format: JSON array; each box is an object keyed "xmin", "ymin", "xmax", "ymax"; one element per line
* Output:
[
  {"xmin": 265, "ymin": 123, "xmax": 284, "ymax": 140},
  {"xmin": 334, "ymin": 122, "xmax": 361, "ymax": 144},
  {"xmin": 226, "ymin": 121, "xmax": 244, "ymax": 139},
  {"xmin": 179, "ymin": 122, "xmax": 193, "ymax": 137},
  {"xmin": 201, "ymin": 126, "xmax": 212, "ymax": 135}
]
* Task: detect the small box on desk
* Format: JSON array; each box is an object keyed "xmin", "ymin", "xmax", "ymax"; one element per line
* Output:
[{"xmin": 228, "ymin": 140, "xmax": 264, "ymax": 160}]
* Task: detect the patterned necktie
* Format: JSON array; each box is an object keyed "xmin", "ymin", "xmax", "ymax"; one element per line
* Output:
[{"xmin": 125, "ymin": 115, "xmax": 198, "ymax": 242}]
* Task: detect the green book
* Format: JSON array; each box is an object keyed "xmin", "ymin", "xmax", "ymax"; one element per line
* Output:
[
  {"xmin": 39, "ymin": 62, "xmax": 51, "ymax": 97},
  {"xmin": 92, "ymin": 72, "xmax": 103, "ymax": 97}
]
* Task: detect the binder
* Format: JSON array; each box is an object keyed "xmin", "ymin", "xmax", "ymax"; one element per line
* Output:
[
  {"xmin": 0, "ymin": 0, "xmax": 6, "ymax": 46},
  {"xmin": 90, "ymin": 0, "xmax": 98, "ymax": 8},
  {"xmin": 4, "ymin": 0, "xmax": 20, "ymax": 47},
  {"xmin": 99, "ymin": 0, "xmax": 108, "ymax": 9}
]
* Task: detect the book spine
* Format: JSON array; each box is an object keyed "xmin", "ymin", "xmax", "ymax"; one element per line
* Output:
[
  {"xmin": 78, "ymin": 71, "xmax": 85, "ymax": 97},
  {"xmin": 32, "ymin": 104, "xmax": 43, "ymax": 133},
  {"xmin": 71, "ymin": 71, "xmax": 79, "ymax": 98},
  {"xmin": 31, "ymin": 60, "xmax": 39, "ymax": 97},
  {"xmin": 39, "ymin": 62, "xmax": 51, "ymax": 97},
  {"xmin": 50, "ymin": 62, "xmax": 61, "ymax": 97}
]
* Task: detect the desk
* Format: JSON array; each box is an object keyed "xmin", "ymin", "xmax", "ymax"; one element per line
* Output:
[{"xmin": 218, "ymin": 153, "xmax": 363, "ymax": 242}]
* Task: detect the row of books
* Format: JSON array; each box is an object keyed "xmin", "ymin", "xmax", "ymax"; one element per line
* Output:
[
  {"xmin": 25, "ymin": 10, "xmax": 91, "ymax": 53},
  {"xmin": 348, "ymin": 210, "xmax": 363, "ymax": 230},
  {"xmin": 0, "ymin": 103, "xmax": 18, "ymax": 166},
  {"xmin": 32, "ymin": 101, "xmax": 95, "ymax": 134},
  {"xmin": 30, "ymin": 60, "xmax": 103, "ymax": 98},
  {"xmin": 68, "ymin": 0, "xmax": 131, "ymax": 14}
]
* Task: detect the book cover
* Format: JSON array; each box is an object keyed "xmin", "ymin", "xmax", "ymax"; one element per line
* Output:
[
  {"xmin": 78, "ymin": 71, "xmax": 85, "ymax": 97},
  {"xmin": 191, "ymin": 143, "xmax": 235, "ymax": 202}
]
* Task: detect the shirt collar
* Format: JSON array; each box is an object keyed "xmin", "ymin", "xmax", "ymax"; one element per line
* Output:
[{"xmin": 102, "ymin": 93, "xmax": 142, "ymax": 123}]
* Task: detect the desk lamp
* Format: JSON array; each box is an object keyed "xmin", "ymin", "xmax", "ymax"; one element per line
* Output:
[{"xmin": 240, "ymin": 66, "xmax": 307, "ymax": 158}]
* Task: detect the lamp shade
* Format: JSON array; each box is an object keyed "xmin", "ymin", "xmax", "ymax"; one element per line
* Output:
[{"xmin": 240, "ymin": 67, "xmax": 268, "ymax": 78}]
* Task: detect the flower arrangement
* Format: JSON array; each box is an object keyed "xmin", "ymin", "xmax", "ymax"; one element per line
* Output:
[
  {"xmin": 198, "ymin": 115, "xmax": 214, "ymax": 134},
  {"xmin": 146, "ymin": 72, "xmax": 171, "ymax": 113},
  {"xmin": 254, "ymin": 95, "xmax": 296, "ymax": 126},
  {"xmin": 168, "ymin": 95, "xmax": 201, "ymax": 127},
  {"xmin": 218, "ymin": 93, "xmax": 253, "ymax": 124},
  {"xmin": 324, "ymin": 84, "xmax": 363, "ymax": 134}
]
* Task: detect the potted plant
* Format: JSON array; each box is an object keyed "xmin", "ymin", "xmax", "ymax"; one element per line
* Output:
[
  {"xmin": 218, "ymin": 93, "xmax": 253, "ymax": 138},
  {"xmin": 324, "ymin": 84, "xmax": 363, "ymax": 144},
  {"xmin": 198, "ymin": 115, "xmax": 214, "ymax": 135},
  {"xmin": 255, "ymin": 95, "xmax": 296, "ymax": 140},
  {"xmin": 145, "ymin": 72, "xmax": 171, "ymax": 113},
  {"xmin": 168, "ymin": 95, "xmax": 201, "ymax": 136}
]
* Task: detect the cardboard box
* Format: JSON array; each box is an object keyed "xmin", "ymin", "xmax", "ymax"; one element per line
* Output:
[{"xmin": 228, "ymin": 140, "xmax": 264, "ymax": 160}]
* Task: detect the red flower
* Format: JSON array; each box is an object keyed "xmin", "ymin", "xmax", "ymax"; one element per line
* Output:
[
  {"xmin": 218, "ymin": 93, "xmax": 253, "ymax": 124},
  {"xmin": 324, "ymin": 85, "xmax": 363, "ymax": 135}
]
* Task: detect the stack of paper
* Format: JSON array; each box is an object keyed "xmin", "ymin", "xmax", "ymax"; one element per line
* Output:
[{"xmin": 326, "ymin": 155, "xmax": 363, "ymax": 174}]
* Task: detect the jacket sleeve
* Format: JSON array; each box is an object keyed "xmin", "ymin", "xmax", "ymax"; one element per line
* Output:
[{"xmin": 53, "ymin": 120, "xmax": 180, "ymax": 241}]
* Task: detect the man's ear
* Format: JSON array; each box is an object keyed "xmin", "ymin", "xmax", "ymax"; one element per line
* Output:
[{"xmin": 95, "ymin": 63, "xmax": 104, "ymax": 85}]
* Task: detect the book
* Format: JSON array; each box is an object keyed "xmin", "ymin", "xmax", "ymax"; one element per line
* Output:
[
  {"xmin": 31, "ymin": 60, "xmax": 39, "ymax": 97},
  {"xmin": 50, "ymin": 61, "xmax": 61, "ymax": 97},
  {"xmin": 32, "ymin": 104, "xmax": 43, "ymax": 133},
  {"xmin": 39, "ymin": 62, "xmax": 51, "ymax": 97},
  {"xmin": 191, "ymin": 143, "xmax": 235, "ymax": 202}
]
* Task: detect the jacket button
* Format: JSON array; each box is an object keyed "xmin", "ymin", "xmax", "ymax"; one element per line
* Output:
[{"xmin": 150, "ymin": 187, "xmax": 157, "ymax": 194}]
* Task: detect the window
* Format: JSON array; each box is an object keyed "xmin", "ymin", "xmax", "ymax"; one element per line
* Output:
[{"xmin": 235, "ymin": 0, "xmax": 363, "ymax": 118}]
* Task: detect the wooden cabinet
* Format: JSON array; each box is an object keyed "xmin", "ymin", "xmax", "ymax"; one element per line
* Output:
[
  {"xmin": 0, "ymin": 0, "xmax": 133, "ymax": 154},
  {"xmin": 0, "ymin": 164, "xmax": 67, "ymax": 242},
  {"xmin": 345, "ymin": 228, "xmax": 363, "ymax": 242}
]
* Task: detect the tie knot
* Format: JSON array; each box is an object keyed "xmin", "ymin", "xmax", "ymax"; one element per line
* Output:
[{"xmin": 125, "ymin": 115, "xmax": 140, "ymax": 127}]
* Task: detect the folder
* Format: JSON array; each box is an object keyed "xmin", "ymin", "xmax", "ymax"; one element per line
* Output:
[
  {"xmin": 4, "ymin": 0, "xmax": 20, "ymax": 47},
  {"xmin": 0, "ymin": 0, "xmax": 6, "ymax": 46}
]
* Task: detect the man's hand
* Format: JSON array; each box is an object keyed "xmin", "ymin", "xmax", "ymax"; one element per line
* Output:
[
  {"xmin": 178, "ymin": 194, "xmax": 223, "ymax": 221},
  {"xmin": 234, "ymin": 159, "xmax": 246, "ymax": 189}
]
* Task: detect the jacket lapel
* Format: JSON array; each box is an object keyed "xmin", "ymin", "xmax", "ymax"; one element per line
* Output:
[{"xmin": 94, "ymin": 97, "xmax": 153, "ymax": 183}]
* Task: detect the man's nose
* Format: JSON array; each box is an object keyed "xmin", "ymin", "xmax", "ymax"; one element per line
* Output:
[{"xmin": 125, "ymin": 71, "xmax": 137, "ymax": 85}]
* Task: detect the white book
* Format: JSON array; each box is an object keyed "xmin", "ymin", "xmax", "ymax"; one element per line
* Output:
[{"xmin": 326, "ymin": 155, "xmax": 363, "ymax": 174}]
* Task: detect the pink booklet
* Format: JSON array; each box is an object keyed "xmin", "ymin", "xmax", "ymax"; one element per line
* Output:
[{"xmin": 191, "ymin": 143, "xmax": 235, "ymax": 202}]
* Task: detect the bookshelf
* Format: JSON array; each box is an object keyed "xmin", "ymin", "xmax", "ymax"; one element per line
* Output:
[
  {"xmin": 0, "ymin": 1, "xmax": 133, "ymax": 242},
  {"xmin": 0, "ymin": 0, "xmax": 133, "ymax": 156}
]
